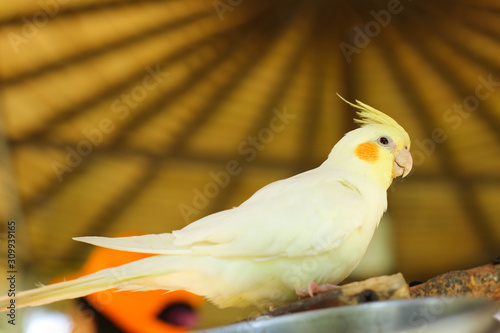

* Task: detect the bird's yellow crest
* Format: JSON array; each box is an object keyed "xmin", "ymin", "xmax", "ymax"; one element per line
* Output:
[{"xmin": 337, "ymin": 94, "xmax": 406, "ymax": 133}]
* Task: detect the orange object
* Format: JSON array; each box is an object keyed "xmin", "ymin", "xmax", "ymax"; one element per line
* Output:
[{"xmin": 62, "ymin": 232, "xmax": 203, "ymax": 333}]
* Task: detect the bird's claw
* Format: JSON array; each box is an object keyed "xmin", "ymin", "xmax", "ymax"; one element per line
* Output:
[{"xmin": 295, "ymin": 281, "xmax": 340, "ymax": 298}]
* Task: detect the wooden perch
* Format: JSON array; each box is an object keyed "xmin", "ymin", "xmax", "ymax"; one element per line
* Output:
[
  {"xmin": 253, "ymin": 261, "xmax": 499, "ymax": 321},
  {"xmin": 410, "ymin": 262, "xmax": 500, "ymax": 301},
  {"xmin": 259, "ymin": 273, "xmax": 410, "ymax": 318}
]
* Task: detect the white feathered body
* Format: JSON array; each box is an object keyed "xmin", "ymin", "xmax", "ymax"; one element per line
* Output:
[
  {"xmin": 111, "ymin": 167, "xmax": 387, "ymax": 308},
  {"xmin": 3, "ymin": 164, "xmax": 387, "ymax": 310}
]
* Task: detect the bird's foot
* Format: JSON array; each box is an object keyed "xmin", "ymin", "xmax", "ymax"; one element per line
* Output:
[{"xmin": 295, "ymin": 281, "xmax": 340, "ymax": 298}]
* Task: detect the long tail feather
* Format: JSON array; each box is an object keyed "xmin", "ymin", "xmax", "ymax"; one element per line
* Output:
[
  {"xmin": 0, "ymin": 256, "xmax": 168, "ymax": 311},
  {"xmin": 73, "ymin": 234, "xmax": 189, "ymax": 255}
]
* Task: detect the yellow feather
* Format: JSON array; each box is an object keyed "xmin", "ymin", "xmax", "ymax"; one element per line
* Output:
[{"xmin": 336, "ymin": 94, "xmax": 406, "ymax": 134}]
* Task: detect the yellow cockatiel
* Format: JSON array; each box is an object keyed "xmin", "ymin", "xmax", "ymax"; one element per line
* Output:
[{"xmin": 0, "ymin": 97, "xmax": 412, "ymax": 310}]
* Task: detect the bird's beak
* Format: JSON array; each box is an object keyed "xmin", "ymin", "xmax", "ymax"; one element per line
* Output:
[{"xmin": 394, "ymin": 147, "xmax": 413, "ymax": 178}]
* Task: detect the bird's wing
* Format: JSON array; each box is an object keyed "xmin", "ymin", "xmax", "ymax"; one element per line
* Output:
[{"xmin": 76, "ymin": 167, "xmax": 381, "ymax": 259}]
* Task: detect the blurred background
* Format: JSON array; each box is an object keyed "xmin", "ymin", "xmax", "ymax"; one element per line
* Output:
[{"xmin": 1, "ymin": 0, "xmax": 500, "ymax": 331}]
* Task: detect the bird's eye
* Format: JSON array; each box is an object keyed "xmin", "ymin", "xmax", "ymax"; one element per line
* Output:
[{"xmin": 378, "ymin": 136, "xmax": 390, "ymax": 145}]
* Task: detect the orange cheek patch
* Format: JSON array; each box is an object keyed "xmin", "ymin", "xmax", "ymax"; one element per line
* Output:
[{"xmin": 355, "ymin": 142, "xmax": 379, "ymax": 162}]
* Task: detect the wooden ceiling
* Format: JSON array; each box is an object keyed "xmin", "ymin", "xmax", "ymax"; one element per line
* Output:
[{"xmin": 1, "ymin": 0, "xmax": 500, "ymax": 318}]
